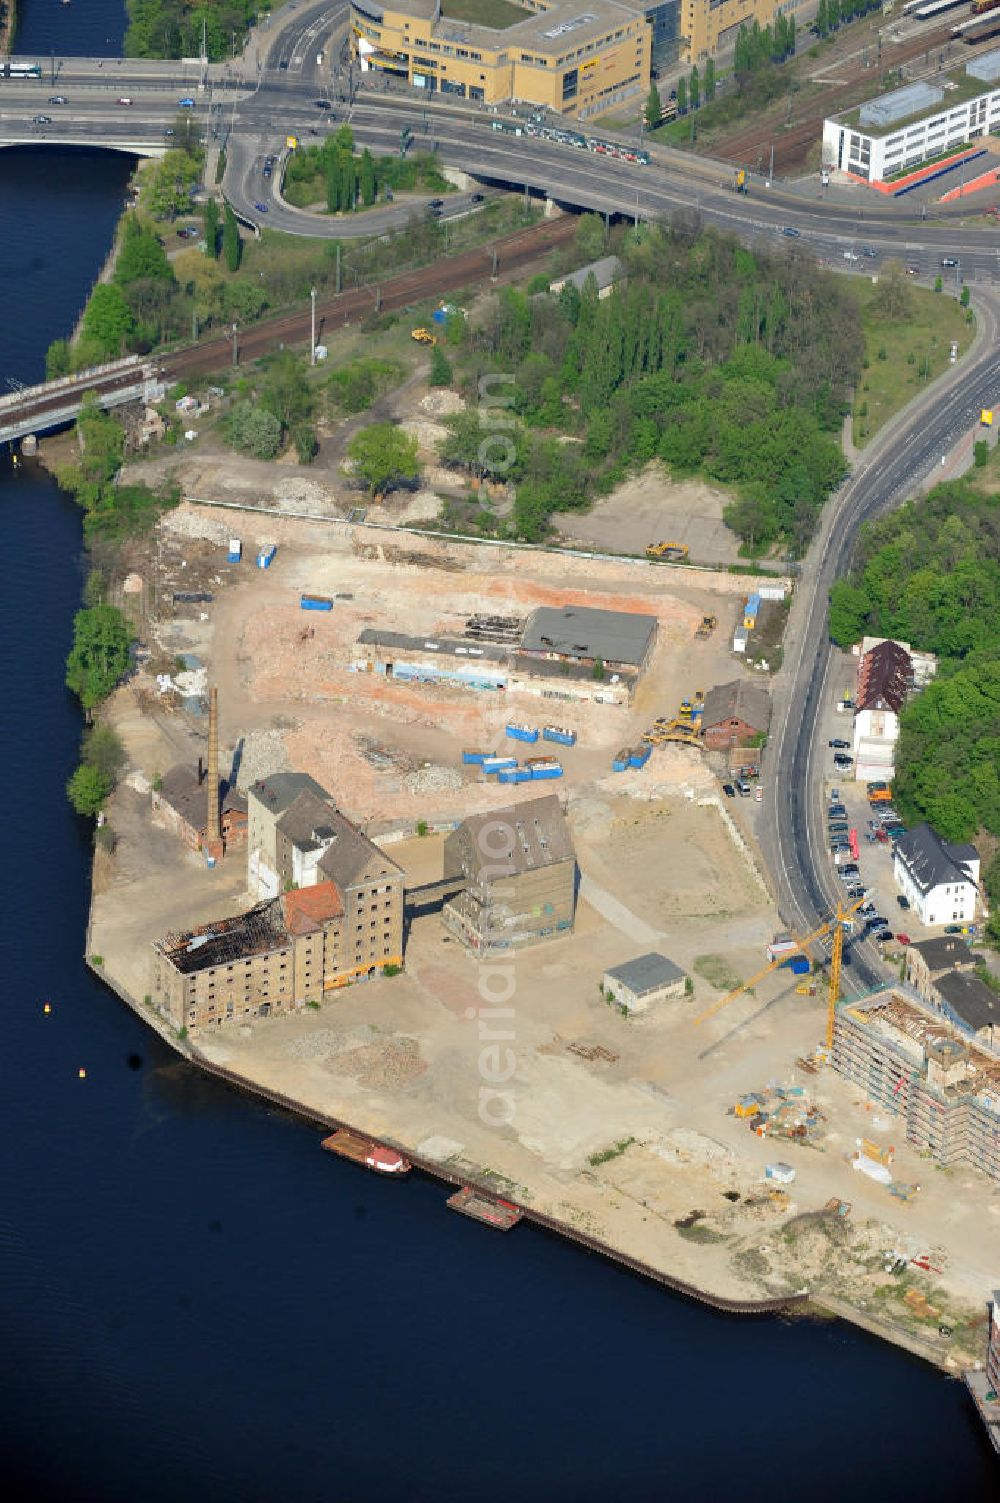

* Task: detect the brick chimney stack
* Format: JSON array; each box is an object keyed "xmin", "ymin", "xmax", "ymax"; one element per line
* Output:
[{"xmin": 204, "ymin": 686, "xmax": 224, "ymax": 862}]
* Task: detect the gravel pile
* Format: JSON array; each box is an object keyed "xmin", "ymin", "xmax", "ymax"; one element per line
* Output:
[
  {"xmin": 235, "ymin": 729, "xmax": 291, "ymax": 791},
  {"xmin": 404, "ymin": 765, "xmax": 462, "ymax": 795},
  {"xmin": 162, "ymin": 507, "xmax": 231, "ymax": 545}
]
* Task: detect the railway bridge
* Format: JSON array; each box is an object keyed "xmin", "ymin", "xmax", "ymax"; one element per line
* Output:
[{"xmin": 0, "ymin": 358, "xmax": 166, "ymax": 447}]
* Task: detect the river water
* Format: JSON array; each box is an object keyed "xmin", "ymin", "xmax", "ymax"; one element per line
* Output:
[{"xmin": 1, "ymin": 4, "xmax": 996, "ymax": 1499}]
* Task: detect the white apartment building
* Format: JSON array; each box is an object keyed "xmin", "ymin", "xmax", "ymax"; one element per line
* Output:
[{"xmin": 893, "ymin": 823, "xmax": 981, "ymax": 929}]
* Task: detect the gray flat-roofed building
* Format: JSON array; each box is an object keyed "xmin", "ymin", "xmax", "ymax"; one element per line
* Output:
[
  {"xmin": 603, "ymin": 951, "xmax": 687, "ymax": 1012},
  {"xmin": 860, "ymin": 80, "xmax": 943, "ymax": 129},
  {"xmin": 520, "ymin": 605, "xmax": 657, "ymax": 672},
  {"xmin": 968, "ymin": 47, "xmax": 1000, "ymax": 84}
]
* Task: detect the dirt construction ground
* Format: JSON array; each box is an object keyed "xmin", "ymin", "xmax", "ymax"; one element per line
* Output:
[
  {"xmin": 134, "ymin": 501, "xmax": 766, "ymax": 830},
  {"xmin": 89, "ymin": 506, "xmax": 998, "ymax": 1368},
  {"xmin": 555, "ymin": 465, "xmax": 743, "ymax": 567}
]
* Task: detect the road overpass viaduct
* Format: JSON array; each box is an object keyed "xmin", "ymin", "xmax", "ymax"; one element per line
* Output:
[{"xmin": 0, "ymin": 359, "xmax": 165, "ymax": 447}]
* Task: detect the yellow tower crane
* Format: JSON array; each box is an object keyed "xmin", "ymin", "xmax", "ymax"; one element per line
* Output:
[{"xmin": 693, "ymin": 898, "xmax": 864, "ymax": 1050}]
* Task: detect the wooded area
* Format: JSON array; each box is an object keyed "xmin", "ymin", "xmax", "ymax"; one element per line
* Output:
[
  {"xmin": 125, "ymin": 0, "xmax": 257, "ymax": 62},
  {"xmin": 442, "ymin": 217, "xmax": 859, "ymax": 550},
  {"xmin": 829, "ymin": 479, "xmax": 1000, "ymax": 937}
]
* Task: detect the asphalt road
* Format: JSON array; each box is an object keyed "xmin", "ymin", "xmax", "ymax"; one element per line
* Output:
[{"xmin": 759, "ymin": 288, "xmax": 1000, "ymax": 993}]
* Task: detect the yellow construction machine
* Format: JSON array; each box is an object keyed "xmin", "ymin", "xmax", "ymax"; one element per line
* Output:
[
  {"xmin": 411, "ymin": 327, "xmax": 438, "ymax": 345},
  {"xmin": 646, "ymin": 541, "xmax": 689, "ymax": 562},
  {"xmin": 695, "ymin": 615, "xmax": 717, "ymax": 639},
  {"xmin": 642, "ymin": 718, "xmax": 702, "ymax": 748}
]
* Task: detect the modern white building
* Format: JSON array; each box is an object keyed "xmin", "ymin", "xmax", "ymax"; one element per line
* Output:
[
  {"xmin": 893, "ymin": 823, "xmax": 980, "ymax": 929},
  {"xmin": 822, "ymin": 53, "xmax": 1000, "ymax": 186}
]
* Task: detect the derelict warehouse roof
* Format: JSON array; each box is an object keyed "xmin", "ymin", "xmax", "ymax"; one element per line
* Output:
[
  {"xmin": 520, "ymin": 605, "xmax": 657, "ymax": 666},
  {"xmin": 456, "ymin": 794, "xmax": 575, "ymax": 877},
  {"xmin": 605, "ymin": 952, "xmax": 686, "ymax": 996}
]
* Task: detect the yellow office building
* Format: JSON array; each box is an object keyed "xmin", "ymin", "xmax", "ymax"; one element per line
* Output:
[
  {"xmin": 349, "ymin": 0, "xmax": 651, "ymax": 118},
  {"xmin": 682, "ymin": 0, "xmax": 778, "ymax": 65}
]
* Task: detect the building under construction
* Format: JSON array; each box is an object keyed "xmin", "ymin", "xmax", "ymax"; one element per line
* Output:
[{"xmin": 833, "ymin": 989, "xmax": 1000, "ymax": 1182}]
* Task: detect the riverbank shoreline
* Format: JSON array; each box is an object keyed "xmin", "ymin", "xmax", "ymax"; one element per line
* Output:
[
  {"xmin": 0, "ymin": 0, "xmax": 17, "ymax": 59},
  {"xmin": 84, "ymin": 944, "xmax": 976, "ymax": 1374}
]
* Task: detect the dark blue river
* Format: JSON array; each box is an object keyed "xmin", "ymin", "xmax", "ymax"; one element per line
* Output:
[{"xmin": 1, "ymin": 5, "xmax": 996, "ymax": 1499}]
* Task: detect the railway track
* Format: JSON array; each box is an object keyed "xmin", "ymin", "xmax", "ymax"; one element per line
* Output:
[
  {"xmin": 161, "ymin": 215, "xmax": 577, "ymax": 380},
  {"xmin": 707, "ymin": 23, "xmax": 958, "ymax": 174}
]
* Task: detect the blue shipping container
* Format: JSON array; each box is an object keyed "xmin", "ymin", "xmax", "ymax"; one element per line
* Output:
[
  {"xmin": 257, "ymin": 544, "xmax": 277, "ymax": 569},
  {"xmin": 505, "ymin": 723, "xmax": 539, "ymax": 743},
  {"xmin": 227, "ymin": 539, "xmax": 242, "ymax": 563},
  {"xmin": 612, "ymin": 750, "xmax": 631, "ymax": 773},
  {"xmin": 300, "ymin": 595, "xmax": 333, "ymax": 611},
  {"xmin": 543, "ymin": 726, "xmax": 577, "ymax": 747},
  {"xmin": 629, "ymin": 746, "xmax": 651, "ymax": 768},
  {"xmin": 462, "ymin": 750, "xmax": 487, "ymax": 765},
  {"xmin": 530, "ymin": 765, "xmax": 563, "ymax": 780},
  {"xmin": 482, "ymin": 757, "xmax": 518, "ymax": 773},
  {"xmin": 497, "ymin": 768, "xmax": 518, "ymax": 784},
  {"xmin": 781, "ymin": 956, "xmax": 811, "ymax": 975}
]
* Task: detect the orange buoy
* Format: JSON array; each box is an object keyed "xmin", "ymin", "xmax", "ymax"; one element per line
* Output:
[
  {"xmin": 43, "ymin": 1003, "xmax": 52, "ymax": 1015},
  {"xmin": 78, "ymin": 1067, "xmax": 87, "ymax": 1079}
]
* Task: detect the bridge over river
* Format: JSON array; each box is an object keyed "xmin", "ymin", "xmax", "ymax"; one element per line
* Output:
[{"xmin": 0, "ymin": 358, "xmax": 164, "ymax": 446}]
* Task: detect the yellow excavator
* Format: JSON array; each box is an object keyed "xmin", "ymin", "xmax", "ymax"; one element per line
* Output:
[
  {"xmin": 695, "ymin": 615, "xmax": 717, "ymax": 639},
  {"xmin": 411, "ymin": 328, "xmax": 438, "ymax": 346},
  {"xmin": 646, "ymin": 541, "xmax": 689, "ymax": 561}
]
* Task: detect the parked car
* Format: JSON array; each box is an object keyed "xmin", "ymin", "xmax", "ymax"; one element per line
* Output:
[
  {"xmin": 428, "ymin": 198, "xmax": 445, "ymax": 209},
  {"xmin": 736, "ymin": 779, "xmax": 752, "ymax": 797},
  {"xmin": 846, "ymin": 886, "xmax": 865, "ymax": 900},
  {"xmin": 834, "ymin": 753, "xmax": 854, "ymax": 767},
  {"xmin": 721, "ymin": 783, "xmax": 736, "ymax": 799},
  {"xmin": 873, "ymin": 929, "xmax": 893, "ymax": 944},
  {"xmin": 470, "ymin": 192, "xmax": 485, "ymax": 203},
  {"xmin": 782, "ymin": 226, "xmax": 801, "ymax": 237},
  {"xmin": 838, "ymin": 865, "xmax": 860, "ymax": 880},
  {"xmin": 944, "ymin": 924, "xmax": 965, "ymax": 934},
  {"xmin": 829, "ymin": 738, "xmax": 850, "ymax": 749},
  {"xmin": 862, "ymin": 246, "xmax": 878, "ymax": 259},
  {"xmin": 313, "ymin": 98, "xmax": 331, "ymax": 109},
  {"xmin": 828, "ymin": 803, "xmax": 847, "ymax": 817},
  {"xmin": 896, "ymin": 933, "xmax": 911, "ymax": 945},
  {"xmin": 896, "ymin": 895, "xmax": 910, "ymax": 910},
  {"xmin": 906, "ymin": 264, "xmax": 919, "ymax": 276},
  {"xmin": 254, "ymin": 201, "xmax": 269, "ymax": 213},
  {"xmin": 829, "ymin": 821, "xmax": 849, "ymax": 833}
]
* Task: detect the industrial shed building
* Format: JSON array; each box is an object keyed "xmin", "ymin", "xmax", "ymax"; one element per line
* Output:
[
  {"xmin": 700, "ymin": 680, "xmax": 771, "ymax": 750},
  {"xmin": 603, "ymin": 952, "xmax": 687, "ymax": 1013}
]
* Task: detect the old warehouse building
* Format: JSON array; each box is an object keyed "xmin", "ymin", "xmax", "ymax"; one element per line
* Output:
[{"xmin": 442, "ymin": 793, "xmax": 577, "ymax": 953}]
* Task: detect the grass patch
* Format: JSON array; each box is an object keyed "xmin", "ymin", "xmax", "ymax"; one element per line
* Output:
[
  {"xmin": 440, "ymin": 0, "xmax": 529, "ymax": 25},
  {"xmin": 676, "ymin": 1223, "xmax": 726, "ymax": 1244},
  {"xmin": 694, "ymin": 954, "xmax": 743, "ymax": 992},
  {"xmin": 588, "ymin": 1136, "xmax": 635, "ymax": 1167},
  {"xmin": 852, "ymin": 277, "xmax": 974, "ymax": 447}
]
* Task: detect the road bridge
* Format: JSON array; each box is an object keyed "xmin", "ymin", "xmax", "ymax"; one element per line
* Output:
[{"xmin": 0, "ymin": 358, "xmax": 165, "ymax": 445}]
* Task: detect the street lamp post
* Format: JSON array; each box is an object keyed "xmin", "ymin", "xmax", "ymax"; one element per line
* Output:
[
  {"xmin": 310, "ymin": 286, "xmax": 317, "ymax": 364},
  {"xmin": 231, "ymin": 323, "xmax": 239, "ymax": 367}
]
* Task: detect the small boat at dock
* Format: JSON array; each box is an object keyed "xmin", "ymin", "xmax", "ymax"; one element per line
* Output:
[
  {"xmin": 446, "ymin": 1185, "xmax": 523, "ymax": 1230},
  {"xmin": 321, "ymin": 1128, "xmax": 411, "ymax": 1175}
]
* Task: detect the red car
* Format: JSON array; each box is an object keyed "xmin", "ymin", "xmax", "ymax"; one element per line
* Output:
[{"xmin": 896, "ymin": 933, "xmax": 911, "ymax": 945}]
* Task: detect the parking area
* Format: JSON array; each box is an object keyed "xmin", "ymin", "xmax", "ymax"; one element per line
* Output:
[{"xmin": 817, "ymin": 658, "xmax": 970, "ymax": 958}]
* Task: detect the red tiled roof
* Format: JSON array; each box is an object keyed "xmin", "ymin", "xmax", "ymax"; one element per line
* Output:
[
  {"xmin": 857, "ymin": 641, "xmax": 911, "ymax": 714},
  {"xmin": 283, "ymin": 881, "xmax": 344, "ymax": 935}
]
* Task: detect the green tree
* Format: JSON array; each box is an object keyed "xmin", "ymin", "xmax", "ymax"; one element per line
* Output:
[
  {"xmin": 222, "ymin": 203, "xmax": 241, "ymax": 273},
  {"xmin": 828, "ymin": 579, "xmax": 872, "ymax": 646},
  {"xmin": 676, "ymin": 75, "xmax": 688, "ymax": 115},
  {"xmin": 46, "ymin": 338, "xmax": 71, "ymax": 379},
  {"xmin": 644, "ymin": 83, "xmax": 662, "ymax": 130},
  {"xmin": 65, "ymin": 605, "xmax": 133, "ymax": 712},
  {"xmin": 67, "ymin": 763, "xmax": 112, "ymax": 817},
  {"xmin": 115, "ymin": 215, "xmax": 174, "ymax": 287},
  {"xmin": 80, "ymin": 284, "xmax": 134, "ymax": 359},
  {"xmin": 690, "ymin": 65, "xmax": 700, "ymax": 111},
  {"xmin": 360, "ymin": 147, "xmax": 376, "ymax": 207},
  {"xmin": 147, "ymin": 148, "xmax": 202, "ymax": 220},
  {"xmin": 429, "ymin": 343, "xmax": 452, "ymax": 387},
  {"xmin": 226, "ymin": 401, "xmax": 283, "ymax": 459},
  {"xmin": 82, "ymin": 723, "xmax": 127, "ymax": 783},
  {"xmin": 347, "ymin": 422, "xmax": 420, "ymax": 497},
  {"xmin": 704, "ymin": 58, "xmax": 716, "ymax": 101},
  {"xmin": 974, "ymin": 439, "xmax": 989, "ymax": 467},
  {"xmin": 203, "ymin": 197, "xmax": 220, "ymax": 258},
  {"xmin": 259, "ymin": 351, "xmax": 313, "ymax": 432}
]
